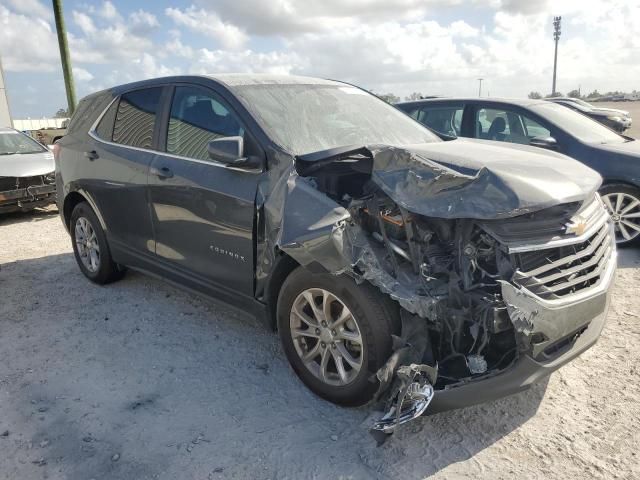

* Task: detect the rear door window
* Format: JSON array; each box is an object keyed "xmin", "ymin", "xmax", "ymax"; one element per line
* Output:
[
  {"xmin": 416, "ymin": 104, "xmax": 464, "ymax": 136},
  {"xmin": 475, "ymin": 107, "xmax": 550, "ymax": 144},
  {"xmin": 165, "ymin": 85, "xmax": 244, "ymax": 161},
  {"xmin": 112, "ymin": 88, "xmax": 163, "ymax": 149}
]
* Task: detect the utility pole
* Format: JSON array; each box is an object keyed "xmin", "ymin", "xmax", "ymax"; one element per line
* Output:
[
  {"xmin": 477, "ymin": 78, "xmax": 483, "ymax": 97},
  {"xmin": 552, "ymin": 16, "xmax": 561, "ymax": 96},
  {"xmin": 52, "ymin": 0, "xmax": 76, "ymax": 114}
]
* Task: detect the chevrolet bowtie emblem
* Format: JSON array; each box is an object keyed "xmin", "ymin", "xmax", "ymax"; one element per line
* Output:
[{"xmin": 565, "ymin": 217, "xmax": 587, "ymax": 236}]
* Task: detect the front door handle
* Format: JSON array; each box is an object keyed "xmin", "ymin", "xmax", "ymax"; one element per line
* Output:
[
  {"xmin": 84, "ymin": 150, "xmax": 99, "ymax": 161},
  {"xmin": 150, "ymin": 166, "xmax": 174, "ymax": 179}
]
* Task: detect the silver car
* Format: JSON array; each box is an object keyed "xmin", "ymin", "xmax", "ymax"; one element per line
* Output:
[{"xmin": 0, "ymin": 127, "xmax": 56, "ymax": 213}]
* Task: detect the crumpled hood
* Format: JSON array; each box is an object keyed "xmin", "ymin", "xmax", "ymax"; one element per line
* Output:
[
  {"xmin": 0, "ymin": 151, "xmax": 55, "ymax": 177},
  {"xmin": 367, "ymin": 138, "xmax": 602, "ymax": 219}
]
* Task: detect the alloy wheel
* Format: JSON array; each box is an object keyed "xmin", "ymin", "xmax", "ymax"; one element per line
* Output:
[
  {"xmin": 75, "ymin": 216, "xmax": 101, "ymax": 272},
  {"xmin": 602, "ymin": 192, "xmax": 640, "ymax": 244},
  {"xmin": 289, "ymin": 288, "xmax": 364, "ymax": 386}
]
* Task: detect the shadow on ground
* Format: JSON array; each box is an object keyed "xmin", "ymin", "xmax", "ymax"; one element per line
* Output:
[
  {"xmin": 0, "ymin": 206, "xmax": 59, "ymax": 227},
  {"xmin": 0, "ymin": 252, "xmax": 549, "ymax": 479},
  {"xmin": 616, "ymin": 246, "xmax": 640, "ymax": 269}
]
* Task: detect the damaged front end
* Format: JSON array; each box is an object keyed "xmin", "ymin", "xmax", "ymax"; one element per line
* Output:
[
  {"xmin": 270, "ymin": 143, "xmax": 615, "ymax": 440},
  {"xmin": 0, "ymin": 174, "xmax": 57, "ymax": 213}
]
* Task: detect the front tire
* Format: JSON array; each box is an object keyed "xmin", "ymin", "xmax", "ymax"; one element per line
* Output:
[
  {"xmin": 277, "ymin": 267, "xmax": 399, "ymax": 406},
  {"xmin": 70, "ymin": 202, "xmax": 125, "ymax": 284},
  {"xmin": 600, "ymin": 184, "xmax": 640, "ymax": 246}
]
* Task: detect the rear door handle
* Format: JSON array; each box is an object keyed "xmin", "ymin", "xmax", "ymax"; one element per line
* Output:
[
  {"xmin": 150, "ymin": 166, "xmax": 174, "ymax": 179},
  {"xmin": 84, "ymin": 150, "xmax": 99, "ymax": 161}
]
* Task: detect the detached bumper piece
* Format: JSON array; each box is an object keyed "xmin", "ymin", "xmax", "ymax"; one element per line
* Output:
[
  {"xmin": 370, "ymin": 312, "xmax": 438, "ymax": 444},
  {"xmin": 370, "ymin": 365, "xmax": 435, "ymax": 445},
  {"xmin": 0, "ymin": 183, "xmax": 56, "ymax": 214}
]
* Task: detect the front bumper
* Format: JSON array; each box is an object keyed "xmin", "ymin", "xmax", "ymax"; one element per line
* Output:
[
  {"xmin": 0, "ymin": 184, "xmax": 56, "ymax": 213},
  {"xmin": 427, "ymin": 249, "xmax": 615, "ymax": 414}
]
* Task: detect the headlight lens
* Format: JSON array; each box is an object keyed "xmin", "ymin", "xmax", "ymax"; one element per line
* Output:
[{"xmin": 607, "ymin": 115, "xmax": 622, "ymax": 122}]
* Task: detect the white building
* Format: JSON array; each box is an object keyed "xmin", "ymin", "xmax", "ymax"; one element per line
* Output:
[{"xmin": 0, "ymin": 56, "xmax": 12, "ymax": 128}]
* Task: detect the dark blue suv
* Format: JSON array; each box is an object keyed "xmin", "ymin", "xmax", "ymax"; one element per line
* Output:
[{"xmin": 397, "ymin": 98, "xmax": 640, "ymax": 245}]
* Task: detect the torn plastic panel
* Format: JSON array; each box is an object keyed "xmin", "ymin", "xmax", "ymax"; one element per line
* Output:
[{"xmin": 254, "ymin": 141, "xmax": 612, "ymax": 439}]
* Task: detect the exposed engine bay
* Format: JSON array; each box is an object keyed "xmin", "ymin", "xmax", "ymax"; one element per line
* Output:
[{"xmin": 272, "ymin": 143, "xmax": 614, "ymax": 442}]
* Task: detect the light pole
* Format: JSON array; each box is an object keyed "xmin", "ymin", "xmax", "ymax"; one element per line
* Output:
[
  {"xmin": 52, "ymin": 0, "xmax": 76, "ymax": 114},
  {"xmin": 477, "ymin": 78, "xmax": 483, "ymax": 97},
  {"xmin": 552, "ymin": 16, "xmax": 561, "ymax": 96}
]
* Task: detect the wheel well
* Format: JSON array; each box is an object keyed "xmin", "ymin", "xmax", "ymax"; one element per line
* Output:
[
  {"xmin": 265, "ymin": 252, "xmax": 300, "ymax": 330},
  {"xmin": 600, "ymin": 180, "xmax": 640, "ymax": 191},
  {"xmin": 52, "ymin": 136, "xmax": 63, "ymax": 143},
  {"xmin": 62, "ymin": 192, "xmax": 87, "ymax": 229}
]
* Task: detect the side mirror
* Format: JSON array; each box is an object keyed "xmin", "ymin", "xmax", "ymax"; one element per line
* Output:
[
  {"xmin": 208, "ymin": 136, "xmax": 245, "ymax": 164},
  {"xmin": 207, "ymin": 136, "xmax": 262, "ymax": 170},
  {"xmin": 529, "ymin": 136, "xmax": 558, "ymax": 150}
]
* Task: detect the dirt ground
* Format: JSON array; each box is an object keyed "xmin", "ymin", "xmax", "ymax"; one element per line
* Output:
[{"xmin": 0, "ymin": 207, "xmax": 639, "ymax": 480}]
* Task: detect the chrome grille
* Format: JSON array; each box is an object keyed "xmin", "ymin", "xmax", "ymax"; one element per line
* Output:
[{"xmin": 511, "ymin": 221, "xmax": 614, "ymax": 300}]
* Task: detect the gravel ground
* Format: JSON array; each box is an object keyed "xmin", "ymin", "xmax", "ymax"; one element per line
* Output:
[{"xmin": 1, "ymin": 207, "xmax": 639, "ymax": 480}]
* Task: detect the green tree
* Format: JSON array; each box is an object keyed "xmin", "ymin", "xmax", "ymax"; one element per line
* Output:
[
  {"xmin": 586, "ymin": 90, "xmax": 600, "ymax": 99},
  {"xmin": 376, "ymin": 92, "xmax": 401, "ymax": 104},
  {"xmin": 54, "ymin": 108, "xmax": 69, "ymax": 118},
  {"xmin": 545, "ymin": 91, "xmax": 563, "ymax": 98},
  {"xmin": 567, "ymin": 89, "xmax": 581, "ymax": 98},
  {"xmin": 405, "ymin": 92, "xmax": 424, "ymax": 101},
  {"xmin": 528, "ymin": 91, "xmax": 543, "ymax": 99}
]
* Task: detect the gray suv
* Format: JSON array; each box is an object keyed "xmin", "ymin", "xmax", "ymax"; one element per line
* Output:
[{"xmin": 56, "ymin": 75, "xmax": 615, "ymax": 438}]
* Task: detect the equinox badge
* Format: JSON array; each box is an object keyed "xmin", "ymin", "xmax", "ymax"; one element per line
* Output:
[{"xmin": 209, "ymin": 245, "xmax": 246, "ymax": 262}]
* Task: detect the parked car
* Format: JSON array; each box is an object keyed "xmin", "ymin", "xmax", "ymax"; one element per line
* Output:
[
  {"xmin": 396, "ymin": 97, "xmax": 640, "ymax": 245},
  {"xmin": 27, "ymin": 119, "xmax": 69, "ymax": 145},
  {"xmin": 547, "ymin": 97, "xmax": 632, "ymax": 132},
  {"xmin": 0, "ymin": 127, "xmax": 56, "ymax": 213},
  {"xmin": 57, "ymin": 75, "xmax": 615, "ymax": 438}
]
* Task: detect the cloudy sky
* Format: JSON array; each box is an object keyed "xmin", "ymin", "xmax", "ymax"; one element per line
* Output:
[{"xmin": 1, "ymin": 0, "xmax": 639, "ymax": 118}]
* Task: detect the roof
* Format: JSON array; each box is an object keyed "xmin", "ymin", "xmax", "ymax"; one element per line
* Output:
[
  {"xmin": 396, "ymin": 97, "xmax": 548, "ymax": 108},
  {"xmin": 204, "ymin": 74, "xmax": 344, "ymax": 88},
  {"xmin": 105, "ymin": 74, "xmax": 346, "ymax": 97}
]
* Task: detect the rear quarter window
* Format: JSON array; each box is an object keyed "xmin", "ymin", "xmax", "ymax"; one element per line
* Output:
[
  {"xmin": 67, "ymin": 93, "xmax": 112, "ymax": 135},
  {"xmin": 95, "ymin": 99, "xmax": 119, "ymax": 141},
  {"xmin": 112, "ymin": 88, "xmax": 163, "ymax": 149}
]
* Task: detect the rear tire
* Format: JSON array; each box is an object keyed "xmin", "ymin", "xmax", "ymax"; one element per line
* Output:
[
  {"xmin": 277, "ymin": 267, "xmax": 399, "ymax": 406},
  {"xmin": 70, "ymin": 202, "xmax": 125, "ymax": 284},
  {"xmin": 600, "ymin": 184, "xmax": 640, "ymax": 247}
]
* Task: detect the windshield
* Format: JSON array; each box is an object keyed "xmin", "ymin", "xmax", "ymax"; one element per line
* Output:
[
  {"xmin": 531, "ymin": 103, "xmax": 626, "ymax": 144},
  {"xmin": 0, "ymin": 131, "xmax": 47, "ymax": 155},
  {"xmin": 232, "ymin": 84, "xmax": 440, "ymax": 155}
]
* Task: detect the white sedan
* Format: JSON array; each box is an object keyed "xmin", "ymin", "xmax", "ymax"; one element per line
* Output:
[{"xmin": 0, "ymin": 127, "xmax": 56, "ymax": 214}]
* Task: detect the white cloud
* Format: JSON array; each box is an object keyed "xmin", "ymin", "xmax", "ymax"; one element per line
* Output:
[
  {"xmin": 69, "ymin": 5, "xmax": 157, "ymax": 64},
  {"xmin": 129, "ymin": 9, "xmax": 160, "ymax": 33},
  {"xmin": 192, "ymin": 0, "xmax": 446, "ymax": 35},
  {"xmin": 98, "ymin": 1, "xmax": 120, "ymax": 21},
  {"xmin": 5, "ymin": 0, "xmax": 52, "ymax": 21},
  {"xmin": 165, "ymin": 7, "xmax": 248, "ymax": 50},
  {"xmin": 3, "ymin": 0, "xmax": 640, "ymax": 117},
  {"xmin": 73, "ymin": 67, "xmax": 94, "ymax": 82},
  {"xmin": 0, "ymin": 5, "xmax": 58, "ymax": 72},
  {"xmin": 193, "ymin": 48, "xmax": 303, "ymax": 75},
  {"xmin": 72, "ymin": 11, "xmax": 97, "ymax": 36}
]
